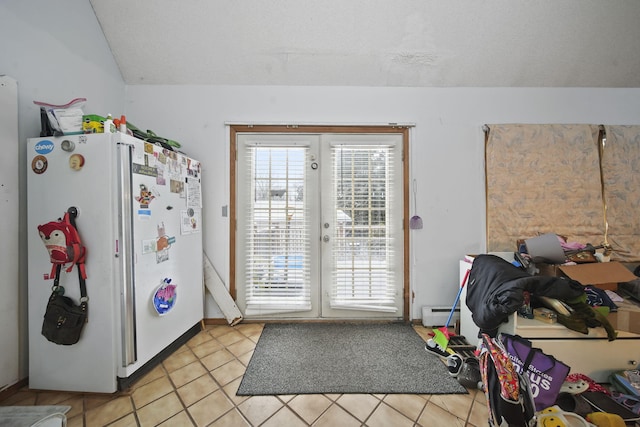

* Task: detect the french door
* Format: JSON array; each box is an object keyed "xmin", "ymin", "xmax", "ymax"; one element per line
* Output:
[{"xmin": 234, "ymin": 129, "xmax": 406, "ymax": 319}]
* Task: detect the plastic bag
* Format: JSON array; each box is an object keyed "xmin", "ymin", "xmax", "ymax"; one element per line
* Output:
[{"xmin": 34, "ymin": 97, "xmax": 86, "ymax": 136}]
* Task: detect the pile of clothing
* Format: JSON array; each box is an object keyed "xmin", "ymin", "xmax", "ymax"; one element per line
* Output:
[{"xmin": 465, "ymin": 254, "xmax": 616, "ymax": 340}]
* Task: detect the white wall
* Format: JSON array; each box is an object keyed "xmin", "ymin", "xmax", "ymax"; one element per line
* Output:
[
  {"xmin": 125, "ymin": 85, "xmax": 640, "ymax": 319},
  {"xmin": 0, "ymin": 0, "xmax": 125, "ymax": 384}
]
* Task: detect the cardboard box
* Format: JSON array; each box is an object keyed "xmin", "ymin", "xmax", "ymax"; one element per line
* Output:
[
  {"xmin": 607, "ymin": 300, "xmax": 640, "ymax": 335},
  {"xmin": 536, "ymin": 261, "xmax": 636, "ymax": 291},
  {"xmin": 558, "ymin": 262, "xmax": 636, "ymax": 291}
]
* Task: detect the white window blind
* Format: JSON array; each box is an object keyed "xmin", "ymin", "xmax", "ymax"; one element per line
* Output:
[
  {"xmin": 242, "ymin": 144, "xmax": 312, "ymax": 314},
  {"xmin": 329, "ymin": 144, "xmax": 398, "ymax": 313}
]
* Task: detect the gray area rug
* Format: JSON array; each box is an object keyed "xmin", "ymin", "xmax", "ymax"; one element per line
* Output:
[
  {"xmin": 0, "ymin": 405, "xmax": 70, "ymax": 427},
  {"xmin": 237, "ymin": 323, "xmax": 468, "ymax": 395}
]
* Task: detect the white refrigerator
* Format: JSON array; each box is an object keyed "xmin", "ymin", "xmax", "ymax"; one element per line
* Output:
[{"xmin": 27, "ymin": 132, "xmax": 204, "ymax": 393}]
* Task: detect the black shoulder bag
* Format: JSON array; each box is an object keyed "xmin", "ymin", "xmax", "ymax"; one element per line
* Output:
[{"xmin": 41, "ymin": 208, "xmax": 88, "ymax": 345}]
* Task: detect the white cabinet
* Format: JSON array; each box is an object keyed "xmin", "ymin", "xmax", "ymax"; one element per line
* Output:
[{"xmin": 459, "ymin": 259, "xmax": 640, "ymax": 383}]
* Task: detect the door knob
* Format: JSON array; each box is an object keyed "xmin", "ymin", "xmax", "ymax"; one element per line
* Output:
[{"xmin": 323, "ymin": 235, "xmax": 330, "ymax": 242}]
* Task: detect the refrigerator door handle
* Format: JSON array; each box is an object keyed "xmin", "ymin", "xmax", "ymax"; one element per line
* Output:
[{"xmin": 117, "ymin": 141, "xmax": 137, "ymax": 366}]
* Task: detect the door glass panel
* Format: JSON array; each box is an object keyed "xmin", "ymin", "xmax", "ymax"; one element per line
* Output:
[
  {"xmin": 328, "ymin": 141, "xmax": 400, "ymax": 313},
  {"xmin": 237, "ymin": 137, "xmax": 316, "ymax": 316}
]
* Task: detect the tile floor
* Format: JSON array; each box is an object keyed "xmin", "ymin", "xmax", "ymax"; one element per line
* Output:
[{"xmin": 0, "ymin": 323, "xmax": 489, "ymax": 426}]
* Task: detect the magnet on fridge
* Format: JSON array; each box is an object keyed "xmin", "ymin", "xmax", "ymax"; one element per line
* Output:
[
  {"xmin": 69, "ymin": 153, "xmax": 85, "ymax": 171},
  {"xmin": 153, "ymin": 278, "xmax": 177, "ymax": 316},
  {"xmin": 32, "ymin": 155, "xmax": 48, "ymax": 174}
]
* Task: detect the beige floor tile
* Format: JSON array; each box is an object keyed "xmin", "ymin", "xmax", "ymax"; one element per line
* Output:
[
  {"xmin": 288, "ymin": 394, "xmax": 332, "ymax": 424},
  {"xmin": 237, "ymin": 350, "xmax": 254, "ymax": 367},
  {"xmin": 132, "ymin": 375, "xmax": 174, "ymax": 409},
  {"xmin": 157, "ymin": 410, "xmax": 196, "ymax": 426},
  {"xmin": 235, "ymin": 323, "xmax": 264, "ymax": 341},
  {"xmin": 417, "ymin": 400, "xmax": 466, "ymax": 427},
  {"xmin": 186, "ymin": 330, "xmax": 214, "ymax": 348},
  {"xmin": 221, "ymin": 377, "xmax": 250, "ymax": 406},
  {"xmin": 136, "ymin": 392, "xmax": 184, "ymax": 427},
  {"xmin": 172, "ymin": 343, "xmax": 191, "ymax": 354},
  {"xmin": 188, "ymin": 389, "xmax": 234, "ymax": 427},
  {"xmin": 429, "ymin": 393, "xmax": 474, "ymax": 420},
  {"xmin": 177, "ymin": 374, "xmax": 219, "ymax": 407},
  {"xmin": 169, "ymin": 361, "xmax": 208, "ymax": 388},
  {"xmin": 200, "ymin": 348, "xmax": 235, "ymax": 371},
  {"xmin": 66, "ymin": 414, "xmax": 84, "ymax": 427},
  {"xmin": 109, "ymin": 413, "xmax": 138, "ymax": 427},
  {"xmin": 131, "ymin": 364, "xmax": 167, "ymax": 389},
  {"xmin": 238, "ymin": 395, "xmax": 284, "ymax": 426},
  {"xmin": 466, "ymin": 399, "xmax": 489, "ymax": 427},
  {"xmin": 58, "ymin": 395, "xmax": 85, "ymax": 420},
  {"xmin": 366, "ymin": 402, "xmax": 415, "ymax": 427},
  {"xmin": 85, "ymin": 396, "xmax": 134, "ymax": 426},
  {"xmin": 216, "ymin": 330, "xmax": 246, "ymax": 347},
  {"xmin": 35, "ymin": 391, "xmax": 76, "ymax": 405},
  {"xmin": 335, "ymin": 394, "xmax": 380, "ymax": 422},
  {"xmin": 208, "ymin": 408, "xmax": 251, "ymax": 427},
  {"xmin": 163, "ymin": 347, "xmax": 198, "ymax": 372},
  {"xmin": 323, "ymin": 393, "xmax": 341, "ymax": 401},
  {"xmin": 191, "ymin": 337, "xmax": 224, "ymax": 359},
  {"xmin": 208, "ymin": 325, "xmax": 236, "ymax": 338},
  {"xmin": 0, "ymin": 390, "xmax": 37, "ymax": 405},
  {"xmin": 226, "ymin": 337, "xmax": 257, "ymax": 357},
  {"xmin": 412, "ymin": 326, "xmax": 433, "ymax": 341},
  {"xmin": 383, "ymin": 394, "xmax": 428, "ymax": 421},
  {"xmin": 83, "ymin": 394, "xmax": 116, "ymax": 411},
  {"xmin": 210, "ymin": 359, "xmax": 246, "ymax": 386},
  {"xmin": 312, "ymin": 403, "xmax": 361, "ymax": 427},
  {"xmin": 262, "ymin": 406, "xmax": 308, "ymax": 427}
]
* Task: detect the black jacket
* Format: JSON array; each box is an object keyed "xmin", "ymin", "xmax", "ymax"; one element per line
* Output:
[{"xmin": 465, "ymin": 254, "xmax": 585, "ymax": 336}]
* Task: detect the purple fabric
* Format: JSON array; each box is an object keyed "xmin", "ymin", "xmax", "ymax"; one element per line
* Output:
[{"xmin": 501, "ymin": 333, "xmax": 571, "ymax": 411}]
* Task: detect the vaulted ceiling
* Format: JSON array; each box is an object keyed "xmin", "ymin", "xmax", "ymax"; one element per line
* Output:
[{"xmin": 90, "ymin": 0, "xmax": 640, "ymax": 87}]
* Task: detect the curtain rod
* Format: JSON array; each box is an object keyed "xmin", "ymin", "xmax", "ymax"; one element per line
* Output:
[
  {"xmin": 225, "ymin": 121, "xmax": 416, "ymax": 128},
  {"xmin": 483, "ymin": 124, "xmax": 607, "ymax": 133}
]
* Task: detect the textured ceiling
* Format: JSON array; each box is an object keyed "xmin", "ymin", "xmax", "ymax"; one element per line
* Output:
[{"xmin": 90, "ymin": 0, "xmax": 640, "ymax": 87}]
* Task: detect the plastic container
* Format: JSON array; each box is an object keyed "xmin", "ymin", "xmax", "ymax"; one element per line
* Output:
[
  {"xmin": 119, "ymin": 115, "xmax": 127, "ymax": 133},
  {"xmin": 104, "ymin": 114, "xmax": 115, "ymax": 134}
]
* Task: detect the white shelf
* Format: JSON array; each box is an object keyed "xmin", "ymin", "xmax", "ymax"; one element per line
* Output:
[{"xmin": 505, "ymin": 314, "xmax": 639, "ymax": 339}]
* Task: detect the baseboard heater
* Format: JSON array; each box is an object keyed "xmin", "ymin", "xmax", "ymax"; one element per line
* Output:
[{"xmin": 422, "ymin": 306, "xmax": 460, "ymax": 327}]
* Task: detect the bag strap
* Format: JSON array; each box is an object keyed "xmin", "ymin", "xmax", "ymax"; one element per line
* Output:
[
  {"xmin": 67, "ymin": 207, "xmax": 88, "ymax": 312},
  {"xmin": 522, "ymin": 346, "xmax": 536, "ymax": 373},
  {"xmin": 65, "ymin": 207, "xmax": 87, "ymax": 280}
]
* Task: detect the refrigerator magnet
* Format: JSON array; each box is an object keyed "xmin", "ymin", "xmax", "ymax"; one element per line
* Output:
[
  {"xmin": 153, "ymin": 279, "xmax": 177, "ymax": 316},
  {"xmin": 69, "ymin": 153, "xmax": 85, "ymax": 171},
  {"xmin": 31, "ymin": 155, "xmax": 48, "ymax": 174},
  {"xmin": 135, "ymin": 184, "xmax": 156, "ymax": 208}
]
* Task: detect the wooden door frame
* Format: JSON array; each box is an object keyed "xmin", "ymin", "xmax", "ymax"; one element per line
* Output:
[{"xmin": 229, "ymin": 125, "xmax": 411, "ymax": 321}]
